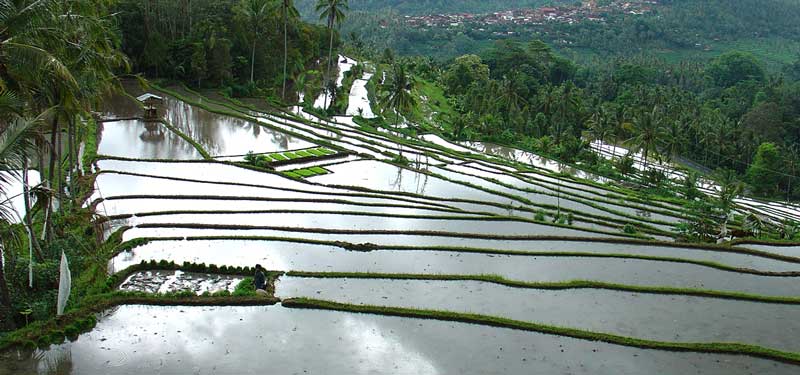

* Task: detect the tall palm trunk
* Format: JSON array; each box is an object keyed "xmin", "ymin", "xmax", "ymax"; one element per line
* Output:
[
  {"xmin": 22, "ymin": 160, "xmax": 43, "ymax": 263},
  {"xmin": 0, "ymin": 242, "xmax": 16, "ymax": 330},
  {"xmin": 324, "ymin": 20, "xmax": 335, "ymax": 108},
  {"xmin": 282, "ymin": 11, "xmax": 288, "ymax": 99},
  {"xmin": 250, "ymin": 39, "xmax": 256, "ymax": 84}
]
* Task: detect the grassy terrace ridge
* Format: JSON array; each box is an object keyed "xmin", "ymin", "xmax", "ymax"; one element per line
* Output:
[
  {"xmin": 97, "ymin": 195, "xmax": 471, "ymax": 216},
  {"xmin": 283, "ymin": 272, "xmax": 800, "ymax": 304},
  {"xmin": 160, "ymin": 84, "xmax": 691, "ymax": 233},
  {"xmin": 93, "ymin": 168, "xmax": 645, "ymax": 238},
  {"xmin": 113, "ymin": 234, "xmax": 800, "ymax": 276},
  {"xmin": 133, "ymin": 221, "xmax": 638, "ymax": 241},
  {"xmin": 312, "ymin": 162, "xmax": 675, "ymax": 237},
  {"xmin": 82, "ymin": 117, "xmax": 99, "ymax": 174},
  {"xmin": 731, "ymin": 239, "xmax": 800, "ymax": 247},
  {"xmin": 454, "ymin": 162, "xmax": 700, "ymax": 220},
  {"xmin": 189, "ymin": 86, "xmax": 694, "ymax": 217},
  {"xmin": 438, "ymin": 163, "xmax": 694, "ymax": 223},
  {"xmin": 158, "ymin": 119, "xmax": 212, "ymax": 159},
  {"xmin": 114, "ymin": 231, "xmax": 800, "ymax": 264},
  {"xmin": 93, "ymin": 168, "xmax": 461, "ymax": 211},
  {"xmin": 281, "ymin": 298, "xmax": 800, "ymax": 365},
  {"xmin": 107, "ymin": 209, "xmax": 489, "ymax": 221}
]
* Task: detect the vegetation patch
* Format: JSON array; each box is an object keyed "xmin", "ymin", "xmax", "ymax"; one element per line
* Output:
[
  {"xmin": 281, "ymin": 298, "xmax": 800, "ymax": 364},
  {"xmin": 282, "ymin": 166, "xmax": 331, "ymax": 179}
]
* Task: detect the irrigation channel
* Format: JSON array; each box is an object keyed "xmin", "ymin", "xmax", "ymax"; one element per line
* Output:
[{"xmin": 3, "ymin": 71, "xmax": 800, "ymax": 374}]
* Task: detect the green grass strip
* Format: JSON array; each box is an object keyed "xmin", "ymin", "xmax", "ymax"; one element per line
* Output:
[
  {"xmin": 269, "ymin": 153, "xmax": 288, "ymax": 161},
  {"xmin": 309, "ymin": 167, "xmax": 328, "ymax": 175},
  {"xmin": 158, "ymin": 119, "xmax": 212, "ymax": 159},
  {"xmin": 284, "ymin": 272, "xmax": 800, "ymax": 304},
  {"xmin": 281, "ymin": 298, "xmax": 800, "ymax": 364}
]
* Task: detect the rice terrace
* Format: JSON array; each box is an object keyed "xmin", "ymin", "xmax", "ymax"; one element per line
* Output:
[{"xmin": 2, "ymin": 0, "xmax": 800, "ymax": 374}]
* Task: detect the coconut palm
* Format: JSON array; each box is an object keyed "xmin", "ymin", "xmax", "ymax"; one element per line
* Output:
[
  {"xmin": 235, "ymin": 0, "xmax": 272, "ymax": 84},
  {"xmin": 583, "ymin": 106, "xmax": 614, "ymax": 153},
  {"xmin": 659, "ymin": 119, "xmax": 687, "ymax": 164},
  {"xmin": 380, "ymin": 64, "xmax": 417, "ymax": 131},
  {"xmin": 316, "ymin": 0, "xmax": 348, "ymax": 108},
  {"xmin": 626, "ymin": 106, "xmax": 665, "ymax": 172},
  {"xmin": 279, "ymin": 0, "xmax": 300, "ymax": 99}
]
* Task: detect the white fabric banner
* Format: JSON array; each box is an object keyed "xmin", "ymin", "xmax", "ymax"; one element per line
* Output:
[{"xmin": 56, "ymin": 251, "xmax": 71, "ymax": 316}]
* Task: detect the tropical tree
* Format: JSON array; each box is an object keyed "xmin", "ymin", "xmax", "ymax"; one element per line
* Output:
[
  {"xmin": 380, "ymin": 64, "xmax": 417, "ymax": 131},
  {"xmin": 0, "ymin": 112, "xmax": 50, "ymax": 330},
  {"xmin": 626, "ymin": 106, "xmax": 665, "ymax": 172},
  {"xmin": 659, "ymin": 119, "xmax": 687, "ymax": 164},
  {"xmin": 316, "ymin": 0, "xmax": 348, "ymax": 108},
  {"xmin": 235, "ymin": 0, "xmax": 272, "ymax": 84},
  {"xmin": 583, "ymin": 106, "xmax": 614, "ymax": 153},
  {"xmin": 279, "ymin": 0, "xmax": 300, "ymax": 99},
  {"xmin": 714, "ymin": 169, "xmax": 744, "ymax": 236}
]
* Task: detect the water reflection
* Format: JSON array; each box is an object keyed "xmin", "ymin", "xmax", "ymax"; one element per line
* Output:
[
  {"xmin": 96, "ymin": 120, "xmax": 202, "ymax": 160},
  {"xmin": 2, "ymin": 305, "xmax": 795, "ymax": 375},
  {"xmin": 161, "ymin": 96, "xmax": 314, "ymax": 157}
]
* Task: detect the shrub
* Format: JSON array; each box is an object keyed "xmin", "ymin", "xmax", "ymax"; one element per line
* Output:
[
  {"xmin": 623, "ymin": 224, "xmax": 637, "ymax": 234},
  {"xmin": 233, "ymin": 277, "xmax": 255, "ymax": 296},
  {"xmin": 534, "ymin": 210, "xmax": 546, "ymax": 221}
]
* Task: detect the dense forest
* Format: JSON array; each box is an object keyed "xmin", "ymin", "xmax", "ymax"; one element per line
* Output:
[
  {"xmin": 322, "ymin": 0, "xmax": 800, "ymax": 63},
  {"xmin": 113, "ymin": 0, "xmax": 335, "ymax": 99},
  {"xmin": 371, "ymin": 42, "xmax": 800, "ymax": 201}
]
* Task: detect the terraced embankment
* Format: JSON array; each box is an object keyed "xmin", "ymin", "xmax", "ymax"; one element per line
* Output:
[{"xmin": 4, "ymin": 78, "xmax": 799, "ymax": 374}]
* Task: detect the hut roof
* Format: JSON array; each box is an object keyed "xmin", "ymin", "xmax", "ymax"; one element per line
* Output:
[{"xmin": 136, "ymin": 93, "xmax": 163, "ymax": 103}]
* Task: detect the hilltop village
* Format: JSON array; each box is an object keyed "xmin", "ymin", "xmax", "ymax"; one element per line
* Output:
[{"xmin": 403, "ymin": 1, "xmax": 660, "ymax": 29}]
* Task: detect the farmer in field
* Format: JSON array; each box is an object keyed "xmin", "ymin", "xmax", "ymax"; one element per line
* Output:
[{"xmin": 253, "ymin": 264, "xmax": 268, "ymax": 295}]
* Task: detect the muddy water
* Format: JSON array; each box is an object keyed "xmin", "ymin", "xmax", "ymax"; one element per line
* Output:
[
  {"xmin": 119, "ymin": 270, "xmax": 242, "ymax": 295},
  {"xmin": 160, "ymin": 95, "xmax": 315, "ymax": 157},
  {"xmin": 97, "ymin": 120, "xmax": 203, "ymax": 160},
  {"xmin": 1, "ymin": 305, "xmax": 795, "ymax": 375},
  {"xmin": 110, "ymin": 240, "xmax": 800, "ymax": 296},
  {"xmin": 277, "ymin": 277, "xmax": 800, "ymax": 352}
]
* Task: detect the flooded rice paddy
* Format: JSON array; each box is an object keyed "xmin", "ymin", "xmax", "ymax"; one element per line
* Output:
[
  {"xmin": 9, "ymin": 88, "xmax": 798, "ymax": 373},
  {"xmin": 4, "ymin": 305, "xmax": 795, "ymax": 375}
]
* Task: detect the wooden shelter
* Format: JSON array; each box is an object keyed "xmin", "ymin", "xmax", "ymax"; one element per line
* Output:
[{"xmin": 136, "ymin": 93, "xmax": 163, "ymax": 121}]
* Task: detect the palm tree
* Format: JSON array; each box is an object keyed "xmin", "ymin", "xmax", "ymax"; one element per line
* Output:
[
  {"xmin": 584, "ymin": 106, "xmax": 614, "ymax": 154},
  {"xmin": 380, "ymin": 64, "xmax": 418, "ymax": 131},
  {"xmin": 279, "ymin": 0, "xmax": 300, "ymax": 99},
  {"xmin": 316, "ymin": 0, "xmax": 349, "ymax": 108},
  {"xmin": 0, "ymin": 112, "xmax": 50, "ymax": 330},
  {"xmin": 659, "ymin": 119, "xmax": 687, "ymax": 164},
  {"xmin": 714, "ymin": 169, "xmax": 744, "ymax": 237},
  {"xmin": 626, "ymin": 106, "xmax": 665, "ymax": 172},
  {"xmin": 235, "ymin": 0, "xmax": 272, "ymax": 84}
]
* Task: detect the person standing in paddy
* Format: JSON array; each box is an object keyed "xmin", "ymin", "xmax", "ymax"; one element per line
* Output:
[{"xmin": 254, "ymin": 264, "xmax": 268, "ymax": 295}]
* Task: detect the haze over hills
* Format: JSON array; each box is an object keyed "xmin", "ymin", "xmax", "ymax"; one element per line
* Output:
[{"xmin": 298, "ymin": 0, "xmax": 800, "ymax": 65}]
